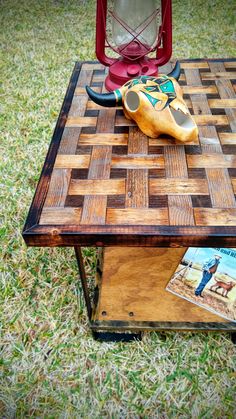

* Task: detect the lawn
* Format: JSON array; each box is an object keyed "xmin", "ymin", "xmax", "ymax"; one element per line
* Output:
[{"xmin": 1, "ymin": 0, "xmax": 236, "ymax": 417}]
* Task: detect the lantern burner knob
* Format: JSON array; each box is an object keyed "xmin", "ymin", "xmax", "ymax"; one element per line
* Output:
[{"xmin": 127, "ymin": 64, "xmax": 140, "ymax": 77}]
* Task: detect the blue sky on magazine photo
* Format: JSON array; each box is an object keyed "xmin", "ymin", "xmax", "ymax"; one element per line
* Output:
[{"xmin": 184, "ymin": 248, "xmax": 236, "ymax": 279}]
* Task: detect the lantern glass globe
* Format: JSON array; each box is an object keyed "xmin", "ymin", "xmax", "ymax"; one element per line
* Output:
[{"xmin": 112, "ymin": 0, "xmax": 158, "ymax": 49}]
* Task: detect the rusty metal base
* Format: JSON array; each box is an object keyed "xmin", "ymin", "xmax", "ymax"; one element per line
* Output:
[{"xmin": 92, "ymin": 331, "xmax": 142, "ymax": 342}]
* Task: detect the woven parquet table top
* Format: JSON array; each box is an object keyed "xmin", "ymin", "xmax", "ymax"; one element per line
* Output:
[{"xmin": 23, "ymin": 59, "xmax": 236, "ymax": 247}]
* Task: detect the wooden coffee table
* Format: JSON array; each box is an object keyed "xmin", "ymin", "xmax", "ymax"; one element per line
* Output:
[{"xmin": 23, "ymin": 59, "xmax": 236, "ymax": 341}]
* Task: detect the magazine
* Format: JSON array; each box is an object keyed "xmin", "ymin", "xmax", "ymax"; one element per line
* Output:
[{"xmin": 166, "ymin": 248, "xmax": 236, "ymax": 323}]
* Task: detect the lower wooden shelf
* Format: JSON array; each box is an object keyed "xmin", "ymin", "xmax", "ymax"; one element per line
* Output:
[{"xmin": 91, "ymin": 248, "xmax": 236, "ymax": 332}]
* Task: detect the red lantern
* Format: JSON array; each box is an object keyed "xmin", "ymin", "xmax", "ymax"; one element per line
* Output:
[{"xmin": 96, "ymin": 0, "xmax": 172, "ymax": 91}]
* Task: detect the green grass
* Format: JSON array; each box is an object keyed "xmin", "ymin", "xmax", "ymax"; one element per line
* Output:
[{"xmin": 1, "ymin": 0, "xmax": 236, "ymax": 417}]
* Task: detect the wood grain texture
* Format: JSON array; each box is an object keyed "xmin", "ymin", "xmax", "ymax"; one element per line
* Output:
[
  {"xmin": 209, "ymin": 61, "xmax": 236, "ymax": 133},
  {"xmin": 55, "ymin": 155, "xmax": 90, "ymax": 168},
  {"xmin": 58, "ymin": 65, "xmax": 93, "ymax": 155},
  {"xmin": 94, "ymin": 248, "xmax": 231, "ymax": 323},
  {"xmin": 43, "ymin": 169, "xmax": 72, "ymax": 207},
  {"xmin": 69, "ymin": 179, "xmax": 125, "ymax": 195},
  {"xmin": 23, "ymin": 59, "xmax": 236, "ymax": 247},
  {"xmin": 112, "ymin": 155, "xmax": 164, "ymax": 169},
  {"xmin": 126, "ymin": 127, "xmax": 149, "ymax": 208},
  {"xmin": 185, "ymin": 67, "xmax": 236, "ymax": 210},
  {"xmin": 208, "ymin": 99, "xmax": 236, "ymax": 108},
  {"xmin": 106, "ymin": 208, "xmax": 169, "ymax": 225},
  {"xmin": 40, "ymin": 207, "xmax": 81, "ymax": 224},
  {"xmin": 224, "ymin": 62, "xmax": 236, "ymax": 68},
  {"xmin": 80, "ymin": 82, "xmax": 115, "ymax": 225},
  {"xmin": 183, "ymin": 86, "xmax": 218, "ymax": 94},
  {"xmin": 181, "ymin": 62, "xmax": 209, "ymax": 69},
  {"xmin": 201, "ymin": 72, "xmax": 236, "ymax": 80},
  {"xmin": 66, "ymin": 116, "xmax": 98, "ymax": 127},
  {"xmin": 79, "ymin": 133, "xmax": 128, "ymax": 146},
  {"xmin": 149, "ymin": 179, "xmax": 209, "ymax": 195},
  {"xmin": 187, "ymin": 154, "xmax": 236, "ymax": 168},
  {"xmin": 194, "ymin": 208, "xmax": 236, "ymax": 226},
  {"xmin": 219, "ymin": 133, "xmax": 236, "ymax": 144},
  {"xmin": 165, "ymin": 145, "xmax": 195, "ymax": 225}
]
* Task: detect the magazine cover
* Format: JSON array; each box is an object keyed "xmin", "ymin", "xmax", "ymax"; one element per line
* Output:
[{"xmin": 166, "ymin": 248, "xmax": 236, "ymax": 323}]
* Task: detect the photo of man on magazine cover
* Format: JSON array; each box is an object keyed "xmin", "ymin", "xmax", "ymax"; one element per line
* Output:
[
  {"xmin": 195, "ymin": 254, "xmax": 222, "ymax": 297},
  {"xmin": 166, "ymin": 248, "xmax": 236, "ymax": 322}
]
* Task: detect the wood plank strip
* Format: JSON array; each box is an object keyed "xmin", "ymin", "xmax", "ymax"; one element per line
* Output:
[
  {"xmin": 81, "ymin": 82, "xmax": 115, "ymax": 225},
  {"xmin": 149, "ymin": 179, "xmax": 209, "ymax": 195},
  {"xmin": 82, "ymin": 195, "xmax": 109, "ymax": 225},
  {"xmin": 183, "ymin": 86, "xmax": 218, "ymax": 95},
  {"xmin": 194, "ymin": 208, "xmax": 236, "ymax": 226},
  {"xmin": 69, "ymin": 179, "xmax": 125, "ymax": 195},
  {"xmin": 209, "ymin": 62, "xmax": 236, "ymax": 132},
  {"xmin": 112, "ymin": 155, "xmax": 164, "ymax": 168},
  {"xmin": 54, "ymin": 154, "xmax": 90, "ymax": 168},
  {"xmin": 126, "ymin": 170, "xmax": 149, "ymax": 207},
  {"xmin": 67, "ymin": 95, "xmax": 88, "ymax": 119},
  {"xmin": 126, "ymin": 127, "xmax": 149, "ymax": 208},
  {"xmin": 82, "ymin": 63, "xmax": 104, "ymax": 70},
  {"xmin": 193, "ymin": 115, "xmax": 229, "ymax": 125},
  {"xmin": 149, "ymin": 137, "xmax": 200, "ymax": 146},
  {"xmin": 58, "ymin": 127, "xmax": 81, "ymax": 155},
  {"xmin": 169, "ymin": 195, "xmax": 196, "ymax": 225},
  {"xmin": 224, "ymin": 62, "xmax": 236, "ymax": 69},
  {"xmin": 115, "ymin": 116, "xmax": 136, "ymax": 126},
  {"xmin": 92, "ymin": 75, "xmax": 106, "ymax": 82},
  {"xmin": 128, "ymin": 127, "xmax": 148, "ymax": 155},
  {"xmin": 106, "ymin": 208, "xmax": 169, "ymax": 225},
  {"xmin": 164, "ymin": 146, "xmax": 195, "ymax": 225},
  {"xmin": 55, "ymin": 154, "xmax": 165, "ymax": 170},
  {"xmin": 187, "ymin": 154, "xmax": 236, "ymax": 168},
  {"xmin": 164, "ymin": 146, "xmax": 188, "ymax": 178},
  {"xmin": 79, "ymin": 133, "xmax": 128, "ymax": 146},
  {"xmin": 86, "ymin": 146, "xmax": 112, "ymax": 179},
  {"xmin": 208, "ymin": 99, "xmax": 236, "ymax": 108},
  {"xmin": 201, "ymin": 72, "xmax": 236, "ymax": 80},
  {"xmin": 206, "ymin": 169, "xmax": 236, "ymax": 208},
  {"xmin": 181, "ymin": 62, "xmax": 209, "ymax": 69},
  {"xmin": 198, "ymin": 136, "xmax": 221, "ymax": 145},
  {"xmin": 218, "ymin": 133, "xmax": 236, "ymax": 144},
  {"xmin": 66, "ymin": 116, "xmax": 97, "ymax": 127},
  {"xmin": 40, "ymin": 207, "xmax": 81, "ymax": 225},
  {"xmin": 43, "ymin": 169, "xmax": 71, "ymax": 207}
]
